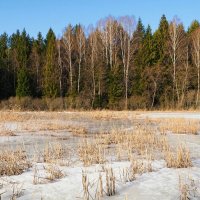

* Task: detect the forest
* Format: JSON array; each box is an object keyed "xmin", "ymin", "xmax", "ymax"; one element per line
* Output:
[{"xmin": 0, "ymin": 15, "xmax": 200, "ymax": 110}]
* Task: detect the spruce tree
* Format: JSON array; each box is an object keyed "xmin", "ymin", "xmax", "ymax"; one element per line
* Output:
[
  {"xmin": 10, "ymin": 29, "xmax": 32, "ymax": 97},
  {"xmin": 108, "ymin": 65, "xmax": 124, "ymax": 109},
  {"xmin": 188, "ymin": 20, "xmax": 200, "ymax": 34},
  {"xmin": 132, "ymin": 18, "xmax": 145, "ymax": 95},
  {"xmin": 16, "ymin": 66, "xmax": 30, "ymax": 97},
  {"xmin": 43, "ymin": 28, "xmax": 58, "ymax": 98},
  {"xmin": 141, "ymin": 25, "xmax": 155, "ymax": 67},
  {"xmin": 0, "ymin": 33, "xmax": 14, "ymax": 98},
  {"xmin": 30, "ymin": 32, "xmax": 44, "ymax": 97},
  {"xmin": 153, "ymin": 15, "xmax": 171, "ymax": 106}
]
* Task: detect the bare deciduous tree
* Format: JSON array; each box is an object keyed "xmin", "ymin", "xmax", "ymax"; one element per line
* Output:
[
  {"xmin": 118, "ymin": 16, "xmax": 136, "ymax": 109},
  {"xmin": 88, "ymin": 26, "xmax": 98, "ymax": 106},
  {"xmin": 63, "ymin": 25, "xmax": 74, "ymax": 93},
  {"xmin": 57, "ymin": 39, "xmax": 63, "ymax": 97},
  {"xmin": 192, "ymin": 27, "xmax": 200, "ymax": 106},
  {"xmin": 168, "ymin": 17, "xmax": 185, "ymax": 106},
  {"xmin": 75, "ymin": 25, "xmax": 85, "ymax": 94},
  {"xmin": 98, "ymin": 16, "xmax": 118, "ymax": 70}
]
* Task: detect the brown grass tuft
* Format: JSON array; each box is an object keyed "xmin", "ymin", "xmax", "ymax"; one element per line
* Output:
[
  {"xmin": 0, "ymin": 148, "xmax": 30, "ymax": 176},
  {"xmin": 164, "ymin": 145, "xmax": 192, "ymax": 168}
]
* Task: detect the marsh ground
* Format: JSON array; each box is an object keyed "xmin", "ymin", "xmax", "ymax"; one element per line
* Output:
[{"xmin": 0, "ymin": 111, "xmax": 200, "ymax": 200}]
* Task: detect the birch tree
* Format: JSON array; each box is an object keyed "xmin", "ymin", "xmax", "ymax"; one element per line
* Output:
[
  {"xmin": 63, "ymin": 25, "xmax": 74, "ymax": 93},
  {"xmin": 168, "ymin": 17, "xmax": 185, "ymax": 106},
  {"xmin": 57, "ymin": 39, "xmax": 64, "ymax": 97},
  {"xmin": 98, "ymin": 16, "xmax": 117, "ymax": 69},
  {"xmin": 88, "ymin": 27, "xmax": 98, "ymax": 106},
  {"xmin": 118, "ymin": 16, "xmax": 135, "ymax": 109},
  {"xmin": 75, "ymin": 25, "xmax": 85, "ymax": 93}
]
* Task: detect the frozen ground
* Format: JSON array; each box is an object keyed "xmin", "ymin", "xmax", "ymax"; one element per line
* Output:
[{"xmin": 0, "ymin": 111, "xmax": 200, "ymax": 200}]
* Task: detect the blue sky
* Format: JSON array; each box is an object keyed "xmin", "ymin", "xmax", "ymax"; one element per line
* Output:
[{"xmin": 0, "ymin": 0, "xmax": 199, "ymax": 38}]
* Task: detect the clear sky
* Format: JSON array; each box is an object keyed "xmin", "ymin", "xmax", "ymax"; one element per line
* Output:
[{"xmin": 0, "ymin": 0, "xmax": 199, "ymax": 38}]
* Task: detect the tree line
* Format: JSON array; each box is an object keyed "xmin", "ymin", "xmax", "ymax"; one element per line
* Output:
[{"xmin": 0, "ymin": 15, "xmax": 200, "ymax": 110}]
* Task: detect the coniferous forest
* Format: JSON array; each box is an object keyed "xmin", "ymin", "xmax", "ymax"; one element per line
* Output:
[{"xmin": 1, "ymin": 15, "xmax": 200, "ymax": 110}]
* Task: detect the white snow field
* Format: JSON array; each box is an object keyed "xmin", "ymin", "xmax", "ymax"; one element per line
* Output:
[{"xmin": 0, "ymin": 111, "xmax": 200, "ymax": 200}]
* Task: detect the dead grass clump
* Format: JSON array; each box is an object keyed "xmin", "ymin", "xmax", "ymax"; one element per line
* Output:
[
  {"xmin": 164, "ymin": 145, "xmax": 192, "ymax": 168},
  {"xmin": 44, "ymin": 164, "xmax": 65, "ymax": 181},
  {"xmin": 33, "ymin": 165, "xmax": 41, "ymax": 185},
  {"xmin": 179, "ymin": 176, "xmax": 200, "ymax": 200},
  {"xmin": 43, "ymin": 142, "xmax": 65, "ymax": 163},
  {"xmin": 28, "ymin": 123, "xmax": 71, "ymax": 132},
  {"xmin": 10, "ymin": 183, "xmax": 24, "ymax": 200},
  {"xmin": 81, "ymin": 167, "xmax": 117, "ymax": 199},
  {"xmin": 82, "ymin": 171, "xmax": 90, "ymax": 200},
  {"xmin": 130, "ymin": 159, "xmax": 153, "ymax": 175},
  {"xmin": 118, "ymin": 129, "xmax": 165, "ymax": 159},
  {"xmin": 159, "ymin": 119, "xmax": 199, "ymax": 135},
  {"xmin": 78, "ymin": 140, "xmax": 106, "ymax": 166},
  {"xmin": 93, "ymin": 127, "xmax": 169, "ymax": 162},
  {"xmin": 83, "ymin": 111, "xmax": 130, "ymax": 120},
  {"xmin": 121, "ymin": 158, "xmax": 153, "ymax": 183},
  {"xmin": 33, "ymin": 164, "xmax": 65, "ymax": 185},
  {"xmin": 0, "ymin": 148, "xmax": 30, "ymax": 176},
  {"xmin": 105, "ymin": 168, "xmax": 116, "ymax": 196},
  {"xmin": 66, "ymin": 126, "xmax": 88, "ymax": 137},
  {"xmin": 0, "ymin": 130, "xmax": 16, "ymax": 136},
  {"xmin": 0, "ymin": 112, "xmax": 26, "ymax": 122}
]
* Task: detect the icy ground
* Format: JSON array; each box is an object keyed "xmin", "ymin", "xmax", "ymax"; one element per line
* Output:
[{"xmin": 0, "ymin": 111, "xmax": 200, "ymax": 200}]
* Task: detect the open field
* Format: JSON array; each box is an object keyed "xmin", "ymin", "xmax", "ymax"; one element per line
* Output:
[{"xmin": 0, "ymin": 111, "xmax": 200, "ymax": 200}]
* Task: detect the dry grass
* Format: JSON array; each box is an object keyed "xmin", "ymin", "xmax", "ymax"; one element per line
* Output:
[
  {"xmin": 77, "ymin": 125, "xmax": 170, "ymax": 167},
  {"xmin": 81, "ymin": 167, "xmax": 116, "ymax": 199},
  {"xmin": 78, "ymin": 139, "xmax": 106, "ymax": 166},
  {"xmin": 65, "ymin": 126, "xmax": 88, "ymax": 136},
  {"xmin": 0, "ymin": 130, "xmax": 16, "ymax": 136},
  {"xmin": 33, "ymin": 164, "xmax": 65, "ymax": 185},
  {"xmin": 77, "ymin": 126, "xmax": 192, "ymax": 170},
  {"xmin": 0, "ymin": 148, "xmax": 30, "ymax": 176},
  {"xmin": 0, "ymin": 112, "xmax": 28, "ymax": 122},
  {"xmin": 20, "ymin": 121, "xmax": 88, "ymax": 137},
  {"xmin": 82, "ymin": 171, "xmax": 91, "ymax": 200},
  {"xmin": 121, "ymin": 158, "xmax": 153, "ymax": 183},
  {"xmin": 10, "ymin": 183, "xmax": 24, "ymax": 200},
  {"xmin": 97, "ymin": 127, "xmax": 168, "ymax": 161},
  {"xmin": 164, "ymin": 145, "xmax": 192, "ymax": 168},
  {"xmin": 159, "ymin": 119, "xmax": 199, "ymax": 135},
  {"xmin": 44, "ymin": 164, "xmax": 65, "ymax": 181},
  {"xmin": 105, "ymin": 168, "xmax": 116, "ymax": 196},
  {"xmin": 179, "ymin": 176, "xmax": 200, "ymax": 200},
  {"xmin": 81, "ymin": 110, "xmax": 132, "ymax": 120},
  {"xmin": 0, "ymin": 111, "xmax": 198, "ymax": 200},
  {"xmin": 43, "ymin": 142, "xmax": 65, "ymax": 163}
]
